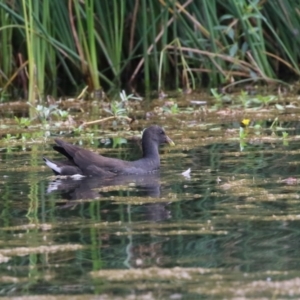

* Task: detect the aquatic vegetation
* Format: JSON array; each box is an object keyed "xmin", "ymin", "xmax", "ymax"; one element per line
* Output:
[
  {"xmin": 104, "ymin": 90, "xmax": 142, "ymax": 117},
  {"xmin": 282, "ymin": 131, "xmax": 289, "ymax": 146},
  {"xmin": 104, "ymin": 101, "xmax": 127, "ymax": 117},
  {"xmin": 163, "ymin": 103, "xmax": 180, "ymax": 115},
  {"xmin": 0, "ymin": 89, "xmax": 10, "ymax": 103},
  {"xmin": 239, "ymin": 119, "xmax": 250, "ymax": 139},
  {"xmin": 3, "ymin": 134, "xmax": 16, "ymax": 142},
  {"xmin": 255, "ymin": 95, "xmax": 278, "ymax": 107},
  {"xmin": 55, "ymin": 109, "xmax": 69, "ymax": 121},
  {"xmin": 72, "ymin": 126, "xmax": 84, "ymax": 136},
  {"xmin": 210, "ymin": 88, "xmax": 234, "ymax": 107},
  {"xmin": 119, "ymin": 90, "xmax": 142, "ymax": 102},
  {"xmin": 14, "ymin": 117, "xmax": 31, "ymax": 128},
  {"xmin": 210, "ymin": 88, "xmax": 283, "ymax": 110},
  {"xmin": 81, "ymin": 90, "xmax": 141, "ymax": 129},
  {"xmin": 27, "ymin": 103, "xmax": 69, "ymax": 124},
  {"xmin": 85, "ymin": 133, "xmax": 95, "ymax": 144},
  {"xmin": 210, "ymin": 88, "xmax": 224, "ymax": 103}
]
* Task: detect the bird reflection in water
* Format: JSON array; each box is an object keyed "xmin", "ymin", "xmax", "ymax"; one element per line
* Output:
[{"xmin": 46, "ymin": 173, "xmax": 171, "ymax": 222}]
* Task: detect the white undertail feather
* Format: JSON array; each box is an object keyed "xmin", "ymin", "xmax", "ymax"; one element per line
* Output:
[
  {"xmin": 44, "ymin": 158, "xmax": 62, "ymax": 174},
  {"xmin": 71, "ymin": 174, "xmax": 85, "ymax": 179}
]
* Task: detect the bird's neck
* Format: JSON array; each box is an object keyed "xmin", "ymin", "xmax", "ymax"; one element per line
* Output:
[{"xmin": 142, "ymin": 139, "xmax": 159, "ymax": 159}]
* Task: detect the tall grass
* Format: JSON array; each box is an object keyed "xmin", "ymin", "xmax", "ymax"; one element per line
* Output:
[
  {"xmin": 0, "ymin": 0, "xmax": 299, "ymax": 102},
  {"xmin": 21, "ymin": 0, "xmax": 36, "ymax": 104},
  {"xmin": 0, "ymin": 7, "xmax": 13, "ymax": 88}
]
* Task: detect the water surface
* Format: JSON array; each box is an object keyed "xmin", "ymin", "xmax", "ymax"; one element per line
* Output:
[{"xmin": 1, "ymin": 111, "xmax": 300, "ymax": 298}]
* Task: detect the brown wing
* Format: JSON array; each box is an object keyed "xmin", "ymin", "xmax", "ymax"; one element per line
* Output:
[
  {"xmin": 54, "ymin": 139, "xmax": 83, "ymax": 160},
  {"xmin": 72, "ymin": 149, "xmax": 131, "ymax": 173},
  {"xmin": 53, "ymin": 139, "xmax": 148, "ymax": 175}
]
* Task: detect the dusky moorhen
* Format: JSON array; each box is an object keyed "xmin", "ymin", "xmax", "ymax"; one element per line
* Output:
[{"xmin": 43, "ymin": 125, "xmax": 174, "ymax": 176}]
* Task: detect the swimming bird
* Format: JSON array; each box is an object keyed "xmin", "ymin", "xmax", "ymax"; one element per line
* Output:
[{"xmin": 43, "ymin": 125, "xmax": 174, "ymax": 176}]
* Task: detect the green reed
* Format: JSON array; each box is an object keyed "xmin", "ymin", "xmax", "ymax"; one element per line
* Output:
[
  {"xmin": 22, "ymin": 0, "xmax": 35, "ymax": 104},
  {"xmin": 94, "ymin": 0, "xmax": 125, "ymax": 88},
  {"xmin": 0, "ymin": 8, "xmax": 13, "ymax": 87},
  {"xmin": 72, "ymin": 0, "xmax": 101, "ymax": 91}
]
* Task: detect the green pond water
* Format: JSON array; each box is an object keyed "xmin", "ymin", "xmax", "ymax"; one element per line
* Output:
[{"xmin": 1, "ymin": 99, "xmax": 300, "ymax": 299}]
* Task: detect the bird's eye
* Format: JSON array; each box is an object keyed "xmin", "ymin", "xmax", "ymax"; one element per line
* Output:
[{"xmin": 160, "ymin": 130, "xmax": 164, "ymax": 135}]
